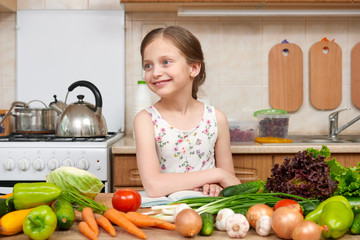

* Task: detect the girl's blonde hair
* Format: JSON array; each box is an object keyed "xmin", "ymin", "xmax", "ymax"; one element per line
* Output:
[{"xmin": 140, "ymin": 26, "xmax": 206, "ymax": 100}]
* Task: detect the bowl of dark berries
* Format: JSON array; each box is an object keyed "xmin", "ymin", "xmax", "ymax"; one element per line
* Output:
[
  {"xmin": 228, "ymin": 120, "xmax": 258, "ymax": 143},
  {"xmin": 254, "ymin": 109, "xmax": 289, "ymax": 138}
]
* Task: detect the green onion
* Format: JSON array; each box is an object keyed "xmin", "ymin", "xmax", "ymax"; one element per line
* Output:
[
  {"xmin": 61, "ymin": 190, "xmax": 108, "ymax": 214},
  {"xmin": 170, "ymin": 192, "xmax": 317, "ymax": 215}
]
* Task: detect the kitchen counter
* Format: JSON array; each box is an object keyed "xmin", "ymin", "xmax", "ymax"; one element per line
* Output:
[
  {"xmin": 3, "ymin": 193, "xmax": 358, "ymax": 240},
  {"xmin": 112, "ymin": 135, "xmax": 360, "ymax": 154}
]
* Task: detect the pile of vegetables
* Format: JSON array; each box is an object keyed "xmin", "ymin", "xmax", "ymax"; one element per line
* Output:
[
  {"xmin": 147, "ymin": 145, "xmax": 360, "ymax": 239},
  {"xmin": 0, "ymin": 167, "xmax": 176, "ymax": 240}
]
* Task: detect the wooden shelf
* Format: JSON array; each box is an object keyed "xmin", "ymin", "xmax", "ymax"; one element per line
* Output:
[
  {"xmin": 121, "ymin": 0, "xmax": 360, "ymax": 12},
  {"xmin": 0, "ymin": 0, "xmax": 16, "ymax": 12}
]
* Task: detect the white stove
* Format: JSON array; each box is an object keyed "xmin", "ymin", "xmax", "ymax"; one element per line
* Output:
[{"xmin": 0, "ymin": 132, "xmax": 123, "ymax": 195}]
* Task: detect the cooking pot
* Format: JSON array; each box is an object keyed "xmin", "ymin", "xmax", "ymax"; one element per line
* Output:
[
  {"xmin": 0, "ymin": 100, "xmax": 56, "ymax": 133},
  {"xmin": 50, "ymin": 80, "xmax": 107, "ymax": 137}
]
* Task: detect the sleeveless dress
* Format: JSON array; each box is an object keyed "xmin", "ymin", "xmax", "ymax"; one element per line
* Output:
[{"xmin": 145, "ymin": 104, "xmax": 218, "ymax": 173}]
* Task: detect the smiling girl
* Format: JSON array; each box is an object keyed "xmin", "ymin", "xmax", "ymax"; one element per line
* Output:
[{"xmin": 134, "ymin": 26, "xmax": 240, "ymax": 197}]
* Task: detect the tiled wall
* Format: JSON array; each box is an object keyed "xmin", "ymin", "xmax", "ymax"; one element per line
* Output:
[{"xmin": 1, "ymin": 0, "xmax": 360, "ymax": 136}]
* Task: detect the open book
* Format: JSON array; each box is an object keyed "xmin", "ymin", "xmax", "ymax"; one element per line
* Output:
[{"xmin": 140, "ymin": 190, "xmax": 209, "ymax": 208}]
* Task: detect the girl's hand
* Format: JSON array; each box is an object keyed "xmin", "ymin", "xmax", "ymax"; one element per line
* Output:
[{"xmin": 194, "ymin": 184, "xmax": 223, "ymax": 197}]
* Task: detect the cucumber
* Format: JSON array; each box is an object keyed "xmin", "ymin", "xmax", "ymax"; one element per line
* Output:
[
  {"xmin": 220, "ymin": 181, "xmax": 260, "ymax": 197},
  {"xmin": 52, "ymin": 198, "xmax": 75, "ymax": 230},
  {"xmin": 0, "ymin": 198, "xmax": 15, "ymax": 218},
  {"xmin": 351, "ymin": 213, "xmax": 360, "ymax": 235},
  {"xmin": 346, "ymin": 197, "xmax": 360, "ymax": 214},
  {"xmin": 200, "ymin": 212, "xmax": 214, "ymax": 236},
  {"xmin": 299, "ymin": 200, "xmax": 320, "ymax": 216}
]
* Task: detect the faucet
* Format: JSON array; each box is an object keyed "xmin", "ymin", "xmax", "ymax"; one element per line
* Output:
[{"xmin": 329, "ymin": 108, "xmax": 360, "ymax": 139}]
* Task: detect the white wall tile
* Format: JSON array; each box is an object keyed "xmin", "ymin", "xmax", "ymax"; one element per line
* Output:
[
  {"xmin": 89, "ymin": 0, "xmax": 123, "ymax": 10},
  {"xmin": 46, "ymin": 0, "xmax": 88, "ymax": 9},
  {"xmin": 17, "ymin": 0, "xmax": 45, "ymax": 10}
]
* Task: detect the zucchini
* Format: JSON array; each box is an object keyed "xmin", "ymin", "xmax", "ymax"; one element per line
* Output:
[
  {"xmin": 51, "ymin": 198, "xmax": 75, "ymax": 230},
  {"xmin": 0, "ymin": 197, "xmax": 15, "ymax": 218},
  {"xmin": 200, "ymin": 212, "xmax": 214, "ymax": 236},
  {"xmin": 220, "ymin": 181, "xmax": 260, "ymax": 197}
]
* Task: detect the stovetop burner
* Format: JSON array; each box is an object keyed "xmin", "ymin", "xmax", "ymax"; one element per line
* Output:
[{"xmin": 0, "ymin": 132, "xmax": 117, "ymax": 142}]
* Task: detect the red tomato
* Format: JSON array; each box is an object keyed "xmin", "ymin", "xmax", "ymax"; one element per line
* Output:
[
  {"xmin": 273, "ymin": 199, "xmax": 303, "ymax": 215},
  {"xmin": 112, "ymin": 189, "xmax": 142, "ymax": 212}
]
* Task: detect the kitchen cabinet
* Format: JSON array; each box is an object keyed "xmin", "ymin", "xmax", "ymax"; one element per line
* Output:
[
  {"xmin": 113, "ymin": 152, "xmax": 359, "ymax": 190},
  {"xmin": 0, "ymin": 0, "xmax": 16, "ymax": 12},
  {"xmin": 121, "ymin": 0, "xmax": 359, "ymax": 12}
]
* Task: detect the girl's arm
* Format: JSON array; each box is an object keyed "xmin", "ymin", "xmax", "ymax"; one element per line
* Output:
[{"xmin": 134, "ymin": 110, "xmax": 238, "ymax": 197}]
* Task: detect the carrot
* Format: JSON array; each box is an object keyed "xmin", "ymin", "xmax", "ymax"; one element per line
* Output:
[
  {"xmin": 154, "ymin": 219, "xmax": 176, "ymax": 230},
  {"xmin": 82, "ymin": 207, "xmax": 99, "ymax": 236},
  {"xmin": 118, "ymin": 211, "xmax": 131, "ymax": 221},
  {"xmin": 126, "ymin": 211, "xmax": 176, "ymax": 230},
  {"xmin": 104, "ymin": 208, "xmax": 147, "ymax": 239},
  {"xmin": 78, "ymin": 221, "xmax": 98, "ymax": 240},
  {"xmin": 95, "ymin": 213, "xmax": 116, "ymax": 237},
  {"xmin": 126, "ymin": 211, "xmax": 160, "ymax": 227},
  {"xmin": 0, "ymin": 193, "xmax": 13, "ymax": 199}
]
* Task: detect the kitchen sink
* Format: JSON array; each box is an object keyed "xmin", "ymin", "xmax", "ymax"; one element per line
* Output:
[
  {"xmin": 302, "ymin": 139, "xmax": 349, "ymax": 143},
  {"xmin": 344, "ymin": 138, "xmax": 360, "ymax": 143},
  {"xmin": 258, "ymin": 135, "xmax": 360, "ymax": 145},
  {"xmin": 282, "ymin": 135, "xmax": 359, "ymax": 144}
]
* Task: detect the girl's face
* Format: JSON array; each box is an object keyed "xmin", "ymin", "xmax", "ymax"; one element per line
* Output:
[{"xmin": 143, "ymin": 37, "xmax": 200, "ymax": 98}]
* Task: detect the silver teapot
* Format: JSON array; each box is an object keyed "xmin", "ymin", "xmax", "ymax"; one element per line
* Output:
[{"xmin": 50, "ymin": 80, "xmax": 107, "ymax": 137}]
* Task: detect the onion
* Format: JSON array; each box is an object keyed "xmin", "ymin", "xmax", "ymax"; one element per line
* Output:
[
  {"xmin": 292, "ymin": 220, "xmax": 329, "ymax": 240},
  {"xmin": 173, "ymin": 203, "xmax": 191, "ymax": 222},
  {"xmin": 246, "ymin": 204, "xmax": 273, "ymax": 228},
  {"xmin": 175, "ymin": 209, "xmax": 202, "ymax": 237},
  {"xmin": 271, "ymin": 206, "xmax": 304, "ymax": 239}
]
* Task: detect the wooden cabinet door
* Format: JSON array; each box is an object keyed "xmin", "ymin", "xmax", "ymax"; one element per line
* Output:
[
  {"xmin": 232, "ymin": 154, "xmax": 273, "ymax": 182},
  {"xmin": 113, "ymin": 154, "xmax": 142, "ymax": 188}
]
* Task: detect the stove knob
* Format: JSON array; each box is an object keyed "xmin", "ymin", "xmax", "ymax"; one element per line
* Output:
[
  {"xmin": 48, "ymin": 159, "xmax": 59, "ymax": 171},
  {"xmin": 3, "ymin": 158, "xmax": 15, "ymax": 171},
  {"xmin": 18, "ymin": 158, "xmax": 30, "ymax": 171},
  {"xmin": 77, "ymin": 158, "xmax": 89, "ymax": 170},
  {"xmin": 62, "ymin": 158, "xmax": 74, "ymax": 167},
  {"xmin": 96, "ymin": 162, "xmax": 101, "ymax": 170},
  {"xmin": 33, "ymin": 158, "xmax": 45, "ymax": 171}
]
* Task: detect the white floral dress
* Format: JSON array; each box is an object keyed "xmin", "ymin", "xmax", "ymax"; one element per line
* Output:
[{"xmin": 145, "ymin": 104, "xmax": 218, "ymax": 173}]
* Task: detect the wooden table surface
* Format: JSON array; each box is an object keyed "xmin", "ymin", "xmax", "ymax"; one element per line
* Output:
[{"xmin": 2, "ymin": 193, "xmax": 358, "ymax": 240}]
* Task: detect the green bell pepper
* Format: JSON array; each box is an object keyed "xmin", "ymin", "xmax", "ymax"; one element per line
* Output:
[
  {"xmin": 305, "ymin": 195, "xmax": 351, "ymax": 223},
  {"xmin": 23, "ymin": 205, "xmax": 57, "ymax": 240},
  {"xmin": 318, "ymin": 201, "xmax": 354, "ymax": 239},
  {"xmin": 11, "ymin": 182, "xmax": 62, "ymax": 210}
]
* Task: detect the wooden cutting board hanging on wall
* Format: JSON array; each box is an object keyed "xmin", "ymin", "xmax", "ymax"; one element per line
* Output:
[
  {"xmin": 269, "ymin": 42, "xmax": 303, "ymax": 112},
  {"xmin": 351, "ymin": 42, "xmax": 360, "ymax": 109},
  {"xmin": 309, "ymin": 41, "xmax": 342, "ymax": 110}
]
